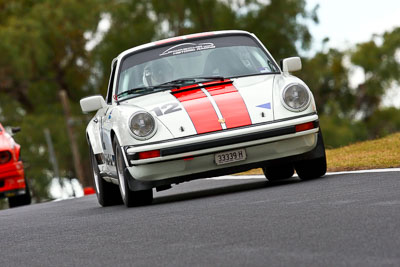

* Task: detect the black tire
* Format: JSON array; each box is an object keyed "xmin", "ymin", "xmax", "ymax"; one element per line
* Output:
[
  {"xmin": 8, "ymin": 177, "xmax": 31, "ymax": 208},
  {"xmin": 113, "ymin": 138, "xmax": 153, "ymax": 207},
  {"xmin": 89, "ymin": 145, "xmax": 122, "ymax": 206},
  {"xmin": 295, "ymin": 130, "xmax": 327, "ymax": 180},
  {"xmin": 262, "ymin": 164, "xmax": 295, "ymax": 181},
  {"xmin": 295, "ymin": 156, "xmax": 327, "ymax": 180}
]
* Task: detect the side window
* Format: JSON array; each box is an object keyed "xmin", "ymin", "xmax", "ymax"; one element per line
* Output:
[{"xmin": 106, "ymin": 60, "xmax": 117, "ymax": 104}]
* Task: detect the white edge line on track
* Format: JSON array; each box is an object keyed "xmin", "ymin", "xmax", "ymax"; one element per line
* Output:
[
  {"xmin": 207, "ymin": 168, "xmax": 400, "ymax": 180},
  {"xmin": 51, "ymin": 168, "xmax": 399, "ymax": 202}
]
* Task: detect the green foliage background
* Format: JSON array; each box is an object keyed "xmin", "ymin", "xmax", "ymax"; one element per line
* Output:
[{"xmin": 0, "ymin": 0, "xmax": 399, "ymax": 204}]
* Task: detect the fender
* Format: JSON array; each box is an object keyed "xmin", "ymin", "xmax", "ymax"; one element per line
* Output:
[
  {"xmin": 273, "ymin": 75, "xmax": 317, "ymax": 120},
  {"xmin": 100, "ymin": 108, "xmax": 129, "ymax": 169},
  {"xmin": 86, "ymin": 116, "xmax": 103, "ymax": 155},
  {"xmin": 110, "ymin": 128, "xmax": 131, "ymax": 168},
  {"xmin": 13, "ymin": 143, "xmax": 21, "ymax": 161}
]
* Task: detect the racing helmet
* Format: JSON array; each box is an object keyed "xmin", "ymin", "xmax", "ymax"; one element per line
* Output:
[{"xmin": 143, "ymin": 59, "xmax": 173, "ymax": 86}]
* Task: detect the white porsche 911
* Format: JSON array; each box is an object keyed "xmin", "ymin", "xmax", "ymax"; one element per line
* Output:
[{"xmin": 80, "ymin": 30, "xmax": 327, "ymax": 207}]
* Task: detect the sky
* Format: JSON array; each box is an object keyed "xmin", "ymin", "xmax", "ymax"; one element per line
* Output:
[
  {"xmin": 306, "ymin": 0, "xmax": 400, "ymax": 52},
  {"xmin": 306, "ymin": 0, "xmax": 400, "ymax": 107}
]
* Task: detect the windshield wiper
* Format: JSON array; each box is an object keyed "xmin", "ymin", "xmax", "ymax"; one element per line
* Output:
[
  {"xmin": 117, "ymin": 76, "xmax": 227, "ymax": 99},
  {"xmin": 193, "ymin": 76, "xmax": 225, "ymax": 81},
  {"xmin": 159, "ymin": 76, "xmax": 225, "ymax": 87},
  {"xmin": 117, "ymin": 85, "xmax": 177, "ymax": 98}
]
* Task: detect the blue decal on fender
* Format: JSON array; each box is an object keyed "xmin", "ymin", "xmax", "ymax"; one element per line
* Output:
[{"xmin": 256, "ymin": 103, "xmax": 271, "ymax": 109}]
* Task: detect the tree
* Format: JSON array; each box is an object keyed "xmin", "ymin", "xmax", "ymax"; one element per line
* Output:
[
  {"xmin": 298, "ymin": 49, "xmax": 354, "ymax": 118},
  {"xmin": 92, "ymin": 0, "xmax": 157, "ymax": 96},
  {"xmin": 0, "ymin": 0, "xmax": 103, "ymax": 201},
  {"xmin": 93, "ymin": 0, "xmax": 319, "ymax": 96},
  {"xmin": 238, "ymin": 0, "xmax": 319, "ymax": 60},
  {"xmin": 351, "ymin": 28, "xmax": 400, "ymax": 120},
  {"xmin": 151, "ymin": 0, "xmax": 238, "ymax": 36},
  {"xmin": 298, "ymin": 27, "xmax": 400, "ymax": 147}
]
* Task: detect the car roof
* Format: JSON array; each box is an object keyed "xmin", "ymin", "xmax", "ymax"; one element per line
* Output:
[{"xmin": 115, "ymin": 30, "xmax": 253, "ymax": 61}]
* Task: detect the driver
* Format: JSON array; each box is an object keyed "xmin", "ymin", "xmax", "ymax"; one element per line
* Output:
[{"xmin": 143, "ymin": 59, "xmax": 173, "ymax": 86}]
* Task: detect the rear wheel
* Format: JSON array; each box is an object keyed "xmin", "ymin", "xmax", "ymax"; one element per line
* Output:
[
  {"xmin": 89, "ymin": 145, "xmax": 122, "ymax": 206},
  {"xmin": 262, "ymin": 164, "xmax": 294, "ymax": 181},
  {"xmin": 114, "ymin": 138, "xmax": 153, "ymax": 207},
  {"xmin": 8, "ymin": 177, "xmax": 31, "ymax": 208}
]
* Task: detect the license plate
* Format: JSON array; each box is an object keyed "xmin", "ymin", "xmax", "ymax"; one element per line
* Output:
[{"xmin": 215, "ymin": 149, "xmax": 246, "ymax": 165}]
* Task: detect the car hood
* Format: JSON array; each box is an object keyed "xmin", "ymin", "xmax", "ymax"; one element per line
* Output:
[{"xmin": 121, "ymin": 75, "xmax": 276, "ymax": 138}]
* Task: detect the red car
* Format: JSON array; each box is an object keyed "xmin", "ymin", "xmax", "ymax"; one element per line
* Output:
[{"xmin": 0, "ymin": 123, "xmax": 31, "ymax": 208}]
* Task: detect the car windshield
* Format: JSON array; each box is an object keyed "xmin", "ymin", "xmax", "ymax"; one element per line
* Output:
[{"xmin": 117, "ymin": 34, "xmax": 279, "ymax": 99}]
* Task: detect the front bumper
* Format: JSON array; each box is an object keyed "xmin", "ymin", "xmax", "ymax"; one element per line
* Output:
[
  {"xmin": 123, "ymin": 114, "xmax": 320, "ymax": 185},
  {"xmin": 0, "ymin": 161, "xmax": 27, "ymax": 198}
]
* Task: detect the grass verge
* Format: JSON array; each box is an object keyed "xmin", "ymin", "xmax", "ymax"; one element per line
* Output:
[{"xmin": 237, "ymin": 132, "xmax": 400, "ymax": 175}]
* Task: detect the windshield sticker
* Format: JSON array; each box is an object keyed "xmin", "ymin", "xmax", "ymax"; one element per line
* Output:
[
  {"xmin": 258, "ymin": 67, "xmax": 270, "ymax": 73},
  {"xmin": 160, "ymin": 42, "xmax": 216, "ymax": 56}
]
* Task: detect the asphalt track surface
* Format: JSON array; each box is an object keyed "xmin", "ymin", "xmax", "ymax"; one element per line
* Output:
[{"xmin": 1, "ymin": 170, "xmax": 400, "ymax": 266}]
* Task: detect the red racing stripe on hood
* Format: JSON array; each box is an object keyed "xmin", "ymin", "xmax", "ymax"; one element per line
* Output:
[
  {"xmin": 204, "ymin": 81, "xmax": 252, "ymax": 128},
  {"xmin": 173, "ymin": 88, "xmax": 222, "ymax": 134}
]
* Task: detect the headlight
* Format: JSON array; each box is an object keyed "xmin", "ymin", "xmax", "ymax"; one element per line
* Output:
[
  {"xmin": 281, "ymin": 83, "xmax": 310, "ymax": 112},
  {"xmin": 0, "ymin": 151, "xmax": 12, "ymax": 164},
  {"xmin": 129, "ymin": 111, "xmax": 157, "ymax": 140}
]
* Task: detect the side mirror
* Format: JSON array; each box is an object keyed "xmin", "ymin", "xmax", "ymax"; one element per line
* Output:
[
  {"xmin": 281, "ymin": 57, "xmax": 302, "ymax": 73},
  {"xmin": 11, "ymin": 127, "xmax": 21, "ymax": 134},
  {"xmin": 80, "ymin": 95, "xmax": 107, "ymax": 113}
]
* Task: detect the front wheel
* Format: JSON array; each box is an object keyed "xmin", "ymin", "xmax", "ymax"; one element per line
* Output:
[
  {"xmin": 295, "ymin": 130, "xmax": 327, "ymax": 180},
  {"xmin": 262, "ymin": 164, "xmax": 294, "ymax": 181},
  {"xmin": 89, "ymin": 145, "xmax": 122, "ymax": 206},
  {"xmin": 8, "ymin": 177, "xmax": 31, "ymax": 208},
  {"xmin": 114, "ymin": 138, "xmax": 153, "ymax": 207},
  {"xmin": 295, "ymin": 156, "xmax": 327, "ymax": 180}
]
